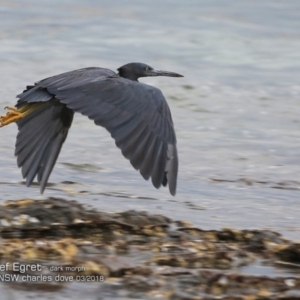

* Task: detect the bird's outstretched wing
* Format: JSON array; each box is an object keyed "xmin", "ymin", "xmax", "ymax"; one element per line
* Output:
[{"xmin": 17, "ymin": 67, "xmax": 178, "ymax": 195}]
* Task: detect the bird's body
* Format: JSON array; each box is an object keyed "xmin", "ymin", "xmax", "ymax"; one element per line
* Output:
[{"xmin": 0, "ymin": 63, "xmax": 183, "ymax": 195}]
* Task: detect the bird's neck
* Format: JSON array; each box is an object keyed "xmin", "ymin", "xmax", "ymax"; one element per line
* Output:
[{"xmin": 118, "ymin": 71, "xmax": 139, "ymax": 81}]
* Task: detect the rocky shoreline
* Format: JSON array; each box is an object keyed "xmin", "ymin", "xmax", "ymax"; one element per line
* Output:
[{"xmin": 0, "ymin": 198, "xmax": 299, "ymax": 299}]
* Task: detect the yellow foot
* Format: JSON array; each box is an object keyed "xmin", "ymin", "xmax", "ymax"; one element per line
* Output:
[
  {"xmin": 0, "ymin": 106, "xmax": 25, "ymax": 127},
  {"xmin": 0, "ymin": 103, "xmax": 44, "ymax": 128}
]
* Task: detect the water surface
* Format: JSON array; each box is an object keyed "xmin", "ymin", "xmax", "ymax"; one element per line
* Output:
[{"xmin": 0, "ymin": 0, "xmax": 299, "ymax": 240}]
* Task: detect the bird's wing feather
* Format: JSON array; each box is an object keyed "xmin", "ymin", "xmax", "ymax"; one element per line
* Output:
[
  {"xmin": 16, "ymin": 68, "xmax": 178, "ymax": 195},
  {"xmin": 15, "ymin": 101, "xmax": 74, "ymax": 193}
]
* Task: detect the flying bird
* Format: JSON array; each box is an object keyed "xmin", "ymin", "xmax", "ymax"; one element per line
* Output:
[{"xmin": 0, "ymin": 62, "xmax": 183, "ymax": 195}]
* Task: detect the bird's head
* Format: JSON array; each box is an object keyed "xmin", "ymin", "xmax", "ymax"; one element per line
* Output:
[{"xmin": 117, "ymin": 62, "xmax": 183, "ymax": 81}]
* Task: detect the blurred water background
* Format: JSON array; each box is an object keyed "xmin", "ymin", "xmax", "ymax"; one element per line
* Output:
[{"xmin": 0, "ymin": 0, "xmax": 299, "ymax": 238}]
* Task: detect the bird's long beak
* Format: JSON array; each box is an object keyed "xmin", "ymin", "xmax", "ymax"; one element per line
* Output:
[{"xmin": 148, "ymin": 69, "xmax": 184, "ymax": 77}]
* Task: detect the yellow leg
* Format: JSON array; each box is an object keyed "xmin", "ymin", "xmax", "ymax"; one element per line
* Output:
[{"xmin": 0, "ymin": 104, "xmax": 42, "ymax": 128}]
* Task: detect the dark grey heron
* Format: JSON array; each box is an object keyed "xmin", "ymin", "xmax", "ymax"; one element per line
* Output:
[{"xmin": 0, "ymin": 62, "xmax": 183, "ymax": 195}]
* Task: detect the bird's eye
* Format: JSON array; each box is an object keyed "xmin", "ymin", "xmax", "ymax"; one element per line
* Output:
[{"xmin": 145, "ymin": 67, "xmax": 150, "ymax": 71}]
